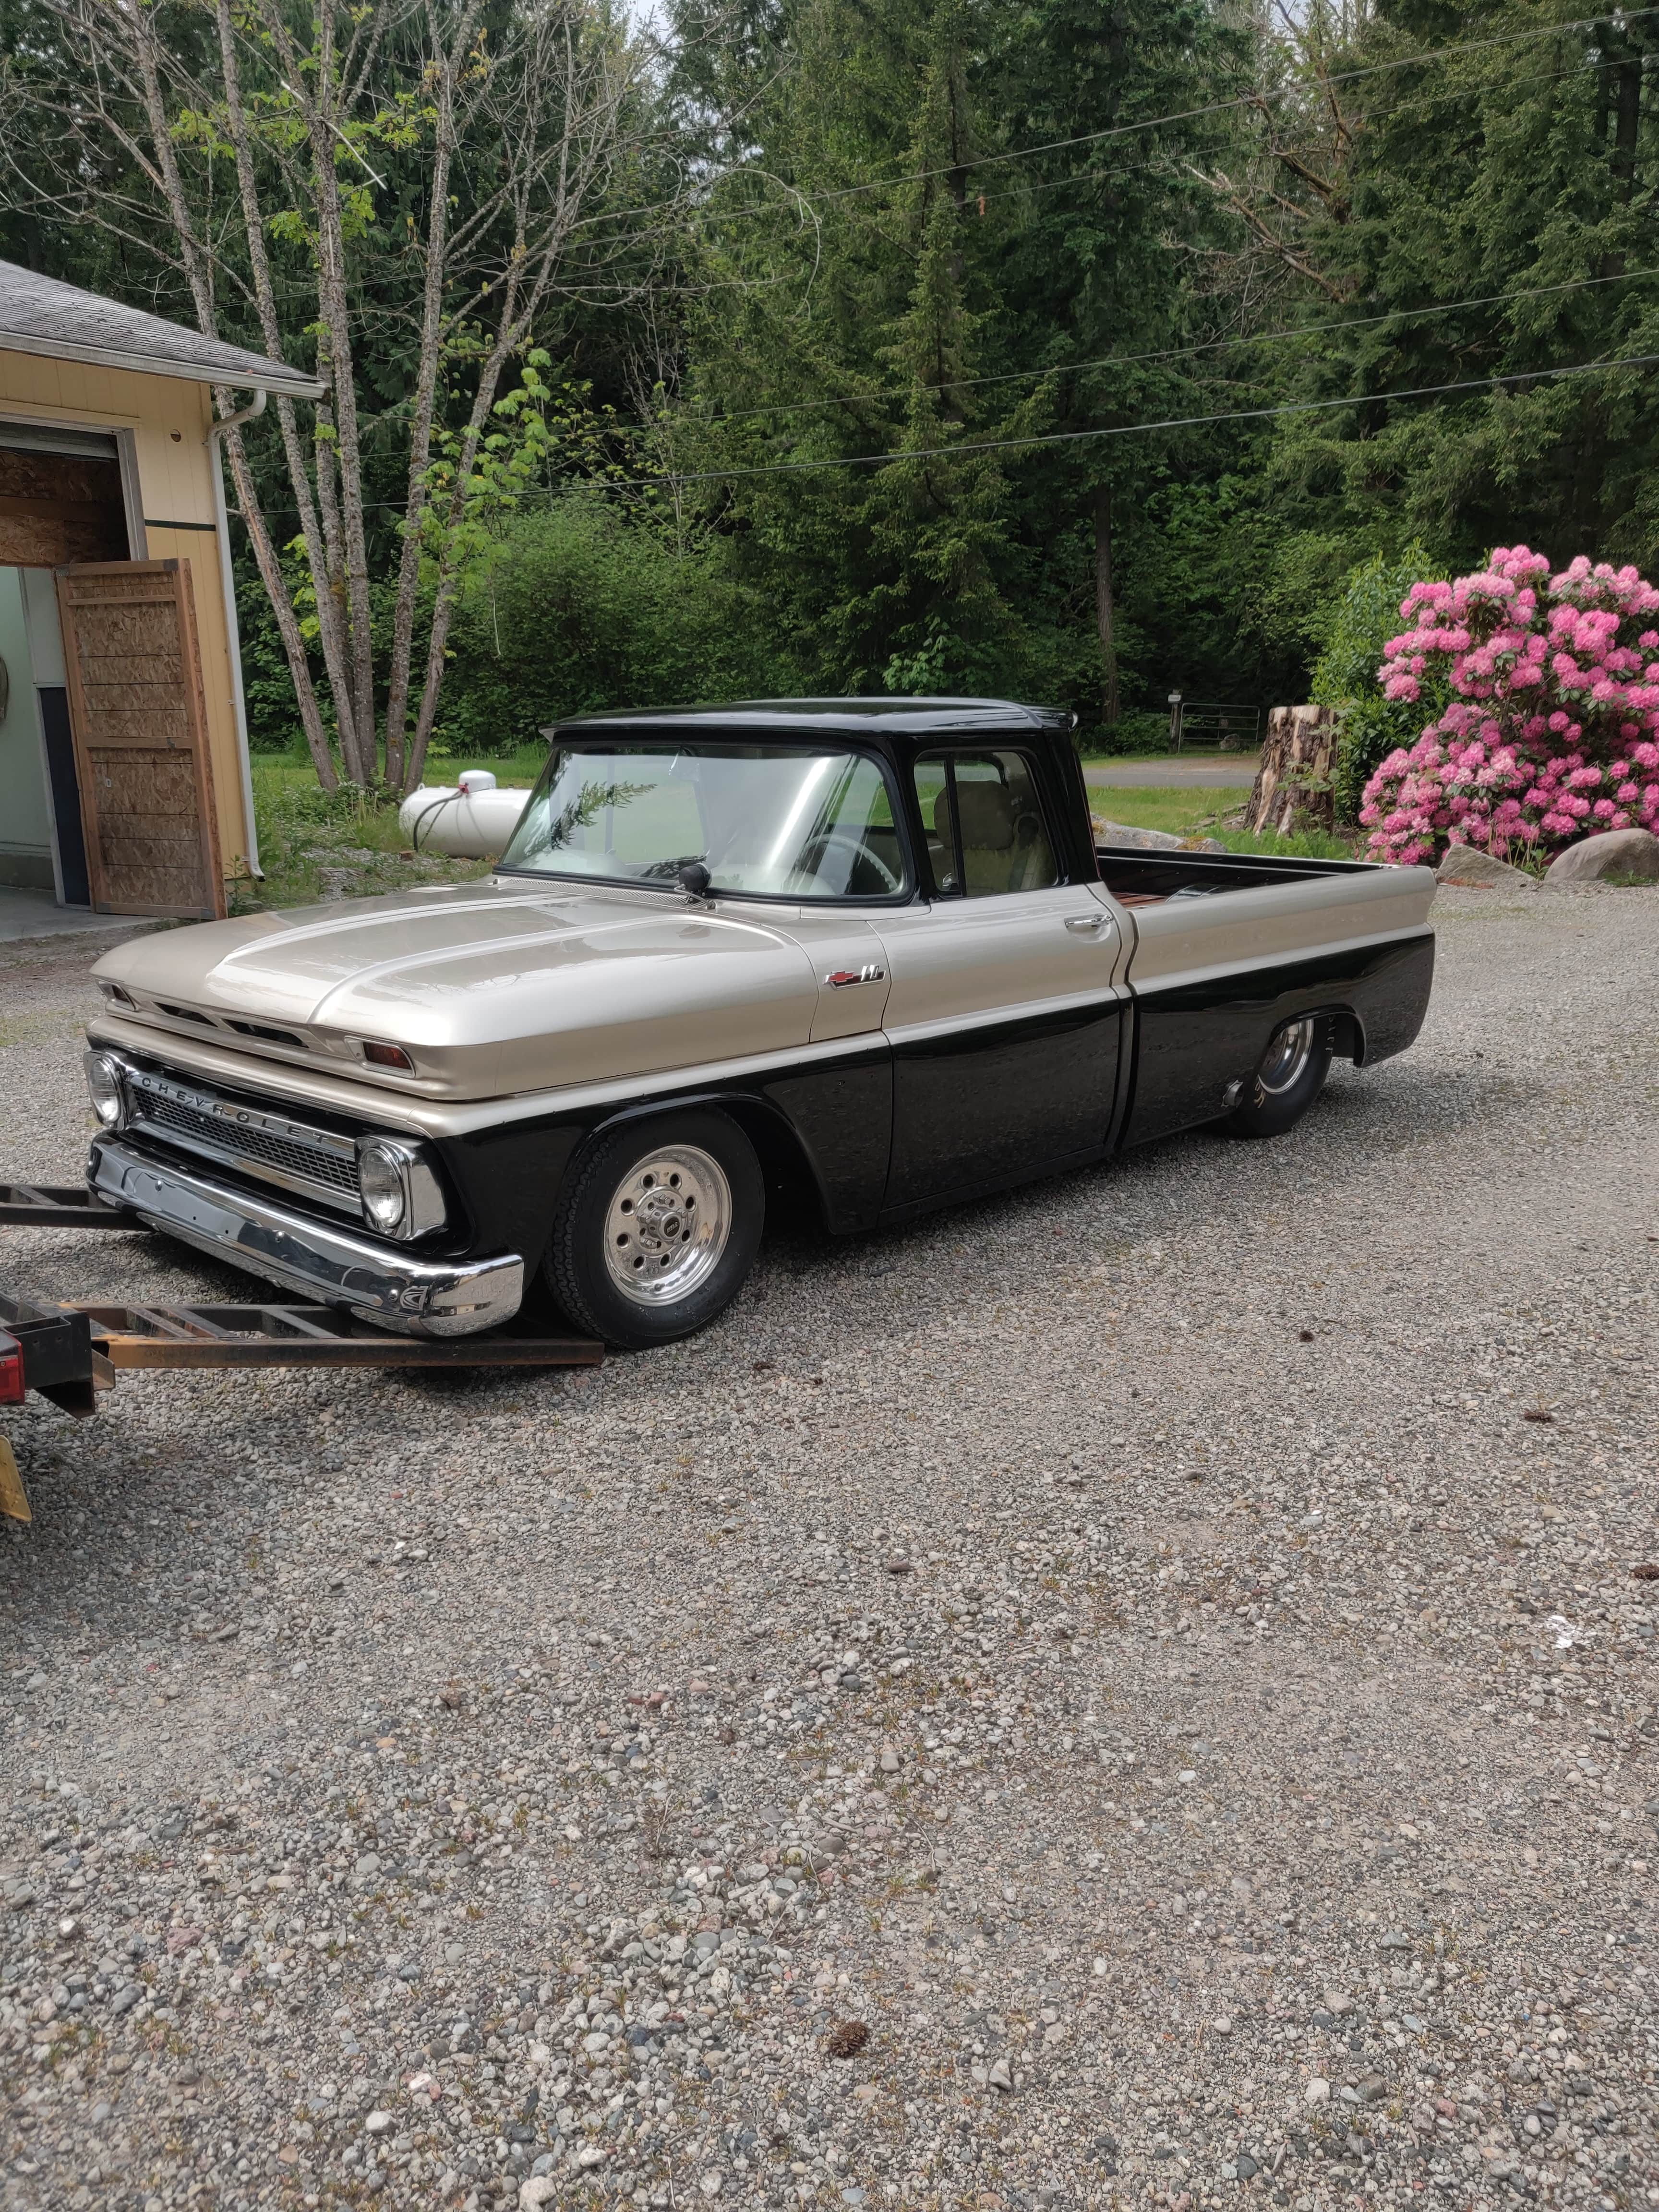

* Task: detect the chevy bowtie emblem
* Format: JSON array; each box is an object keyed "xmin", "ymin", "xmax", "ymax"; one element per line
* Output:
[{"xmin": 826, "ymin": 963, "xmax": 886, "ymax": 987}]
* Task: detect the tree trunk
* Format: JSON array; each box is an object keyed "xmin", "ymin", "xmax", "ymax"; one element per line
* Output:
[
  {"xmin": 1094, "ymin": 485, "xmax": 1119, "ymax": 728},
  {"xmin": 382, "ymin": 16, "xmax": 469, "ymax": 795},
  {"xmin": 1246, "ymin": 704, "xmax": 1338, "ymax": 836}
]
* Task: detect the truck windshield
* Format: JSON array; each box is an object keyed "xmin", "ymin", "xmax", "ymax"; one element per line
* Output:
[{"xmin": 498, "ymin": 742, "xmax": 908, "ymax": 901}]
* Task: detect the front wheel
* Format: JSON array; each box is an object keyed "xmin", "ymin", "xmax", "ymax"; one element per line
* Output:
[
  {"xmin": 544, "ymin": 1108, "xmax": 765, "ymax": 1348},
  {"xmin": 1223, "ymin": 1015, "xmax": 1334, "ymax": 1138}
]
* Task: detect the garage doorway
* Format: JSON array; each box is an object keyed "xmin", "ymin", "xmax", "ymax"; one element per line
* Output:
[{"xmin": 0, "ymin": 419, "xmax": 224, "ymax": 921}]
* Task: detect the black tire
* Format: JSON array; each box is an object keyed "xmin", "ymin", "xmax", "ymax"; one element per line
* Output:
[
  {"xmin": 1222, "ymin": 1014, "xmax": 1334, "ymax": 1138},
  {"xmin": 544, "ymin": 1107, "xmax": 765, "ymax": 1349}
]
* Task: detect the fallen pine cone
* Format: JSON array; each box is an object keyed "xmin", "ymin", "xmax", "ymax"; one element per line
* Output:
[
  {"xmin": 1632, "ymin": 1563, "xmax": 1659, "ymax": 1582},
  {"xmin": 824, "ymin": 2018, "xmax": 869, "ymax": 2060}
]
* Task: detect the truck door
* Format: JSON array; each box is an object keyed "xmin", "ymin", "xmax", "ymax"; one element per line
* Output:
[{"xmin": 876, "ymin": 745, "xmax": 1125, "ymax": 1213}]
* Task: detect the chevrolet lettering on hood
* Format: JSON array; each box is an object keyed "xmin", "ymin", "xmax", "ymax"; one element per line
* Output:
[{"xmin": 82, "ymin": 698, "xmax": 1436, "ymax": 1348}]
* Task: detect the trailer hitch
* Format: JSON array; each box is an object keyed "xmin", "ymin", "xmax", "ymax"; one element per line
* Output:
[{"xmin": 1, "ymin": 1181, "xmax": 604, "ymax": 1522}]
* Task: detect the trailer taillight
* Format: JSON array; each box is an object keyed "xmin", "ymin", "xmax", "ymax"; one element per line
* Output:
[{"xmin": 0, "ymin": 1329, "xmax": 24, "ymax": 1405}]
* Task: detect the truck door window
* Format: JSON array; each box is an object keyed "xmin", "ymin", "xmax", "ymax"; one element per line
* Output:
[{"xmin": 912, "ymin": 750, "xmax": 1059, "ymax": 898}]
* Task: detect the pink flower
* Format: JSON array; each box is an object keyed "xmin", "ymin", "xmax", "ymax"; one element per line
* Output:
[{"xmin": 1363, "ymin": 542, "xmax": 1659, "ymax": 868}]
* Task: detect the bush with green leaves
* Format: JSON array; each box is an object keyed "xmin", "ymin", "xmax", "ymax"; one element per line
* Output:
[
  {"xmin": 1312, "ymin": 547, "xmax": 1448, "ymax": 824},
  {"xmin": 435, "ymin": 499, "xmax": 790, "ymax": 754}
]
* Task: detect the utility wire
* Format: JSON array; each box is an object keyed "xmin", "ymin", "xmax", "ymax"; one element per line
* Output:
[
  {"xmin": 563, "ymin": 4, "xmax": 1659, "ymax": 246},
  {"xmin": 805, "ymin": 9, "xmax": 1659, "ymax": 204},
  {"xmin": 657, "ymin": 265, "xmax": 1659, "ymax": 433},
  {"xmin": 622, "ymin": 353, "xmax": 1659, "ymax": 487},
  {"xmin": 235, "ymin": 349, "xmax": 1658, "ymax": 523}
]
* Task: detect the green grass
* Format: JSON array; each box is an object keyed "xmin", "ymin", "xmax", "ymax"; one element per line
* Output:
[
  {"xmin": 1088, "ymin": 784, "xmax": 1253, "ymax": 837},
  {"xmin": 1089, "ymin": 781, "xmax": 1358, "ymax": 861},
  {"xmin": 244, "ymin": 755, "xmax": 496, "ymax": 913}
]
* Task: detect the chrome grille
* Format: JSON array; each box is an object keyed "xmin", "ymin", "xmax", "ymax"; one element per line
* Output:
[{"xmin": 123, "ymin": 1063, "xmax": 362, "ymax": 1216}]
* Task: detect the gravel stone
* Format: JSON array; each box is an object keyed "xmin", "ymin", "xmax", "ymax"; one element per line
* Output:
[{"xmin": 2, "ymin": 890, "xmax": 1659, "ymax": 2209}]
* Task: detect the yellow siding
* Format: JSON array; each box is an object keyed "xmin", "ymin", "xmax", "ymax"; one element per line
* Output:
[{"xmin": 0, "ymin": 355, "xmax": 252, "ymax": 876}]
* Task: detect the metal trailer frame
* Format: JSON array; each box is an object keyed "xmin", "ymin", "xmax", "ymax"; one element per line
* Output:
[{"xmin": 0, "ymin": 1182, "xmax": 603, "ymax": 1523}]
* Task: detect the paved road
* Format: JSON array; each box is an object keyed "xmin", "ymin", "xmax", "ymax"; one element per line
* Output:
[
  {"xmin": 1085, "ymin": 754, "xmax": 1258, "ymax": 789},
  {"xmin": 1, "ymin": 888, "xmax": 1656, "ymax": 2212}
]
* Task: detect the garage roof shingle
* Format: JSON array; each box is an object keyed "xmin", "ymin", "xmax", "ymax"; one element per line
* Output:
[{"xmin": 0, "ymin": 257, "xmax": 324, "ymax": 400}]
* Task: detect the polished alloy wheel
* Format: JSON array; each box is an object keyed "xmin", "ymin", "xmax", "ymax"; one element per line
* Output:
[
  {"xmin": 602, "ymin": 1143, "xmax": 732, "ymax": 1306},
  {"xmin": 1256, "ymin": 1017, "xmax": 1318, "ymax": 1096}
]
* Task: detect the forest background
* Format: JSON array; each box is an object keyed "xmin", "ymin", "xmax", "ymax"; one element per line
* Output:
[{"xmin": 0, "ymin": 0, "xmax": 1655, "ymax": 803}]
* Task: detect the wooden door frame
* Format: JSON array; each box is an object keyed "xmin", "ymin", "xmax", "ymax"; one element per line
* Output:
[{"xmin": 56, "ymin": 557, "xmax": 226, "ymax": 919}]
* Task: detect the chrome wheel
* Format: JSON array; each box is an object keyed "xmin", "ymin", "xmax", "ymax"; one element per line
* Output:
[
  {"xmin": 1256, "ymin": 1018, "xmax": 1318, "ymax": 1096},
  {"xmin": 602, "ymin": 1143, "xmax": 732, "ymax": 1307}
]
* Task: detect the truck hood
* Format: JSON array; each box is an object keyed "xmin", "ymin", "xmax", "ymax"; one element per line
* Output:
[{"xmin": 92, "ymin": 879, "xmax": 821, "ymax": 1100}]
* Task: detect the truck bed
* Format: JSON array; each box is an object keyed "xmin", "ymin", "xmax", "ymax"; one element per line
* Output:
[
  {"xmin": 1094, "ymin": 843, "xmax": 1378, "ymax": 904},
  {"xmin": 1096, "ymin": 842, "xmax": 1437, "ymax": 1146}
]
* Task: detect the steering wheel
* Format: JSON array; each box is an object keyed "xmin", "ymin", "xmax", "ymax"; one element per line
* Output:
[{"xmin": 803, "ymin": 832, "xmax": 903, "ymax": 896}]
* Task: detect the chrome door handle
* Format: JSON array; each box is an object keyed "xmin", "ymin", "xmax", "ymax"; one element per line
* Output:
[{"xmin": 1065, "ymin": 912, "xmax": 1111, "ymax": 934}]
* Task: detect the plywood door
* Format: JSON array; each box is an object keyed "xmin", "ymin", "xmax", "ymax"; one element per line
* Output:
[
  {"xmin": 55, "ymin": 560, "xmax": 226, "ymax": 919},
  {"xmin": 0, "ymin": 448, "xmax": 128, "ymax": 567}
]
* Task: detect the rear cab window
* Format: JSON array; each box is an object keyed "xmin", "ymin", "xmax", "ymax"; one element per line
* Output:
[{"xmin": 911, "ymin": 749, "xmax": 1060, "ymax": 898}]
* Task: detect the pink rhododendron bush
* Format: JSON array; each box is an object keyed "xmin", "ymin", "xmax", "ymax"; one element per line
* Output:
[{"xmin": 1358, "ymin": 546, "xmax": 1659, "ymax": 867}]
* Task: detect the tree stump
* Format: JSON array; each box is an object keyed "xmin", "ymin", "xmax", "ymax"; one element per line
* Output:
[{"xmin": 1246, "ymin": 705, "xmax": 1340, "ymax": 837}]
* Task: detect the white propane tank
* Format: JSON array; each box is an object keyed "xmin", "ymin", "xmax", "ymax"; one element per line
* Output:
[{"xmin": 396, "ymin": 769, "xmax": 529, "ymax": 859}]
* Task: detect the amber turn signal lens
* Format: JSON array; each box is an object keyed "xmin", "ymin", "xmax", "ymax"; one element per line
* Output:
[{"xmin": 362, "ymin": 1042, "xmax": 414, "ymax": 1070}]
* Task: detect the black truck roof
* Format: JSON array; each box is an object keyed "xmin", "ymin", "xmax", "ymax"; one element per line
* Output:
[{"xmin": 543, "ymin": 697, "xmax": 1075, "ymax": 741}]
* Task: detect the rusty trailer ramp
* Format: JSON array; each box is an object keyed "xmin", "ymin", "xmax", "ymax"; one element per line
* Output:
[
  {"xmin": 0, "ymin": 1294, "xmax": 601, "ymax": 1522},
  {"xmin": 3, "ymin": 1179, "xmax": 603, "ymax": 1519},
  {"xmin": 74, "ymin": 1298, "xmax": 603, "ymax": 1372},
  {"xmin": 0, "ymin": 1180, "xmax": 141, "ymax": 1229}
]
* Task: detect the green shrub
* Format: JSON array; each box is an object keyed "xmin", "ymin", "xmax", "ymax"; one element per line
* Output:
[
  {"xmin": 1311, "ymin": 546, "xmax": 1447, "ymax": 823},
  {"xmin": 436, "ymin": 498, "xmax": 790, "ymax": 752}
]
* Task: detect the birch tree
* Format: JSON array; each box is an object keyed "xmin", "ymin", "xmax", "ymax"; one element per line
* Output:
[{"xmin": 3, "ymin": 0, "xmax": 672, "ymax": 790}]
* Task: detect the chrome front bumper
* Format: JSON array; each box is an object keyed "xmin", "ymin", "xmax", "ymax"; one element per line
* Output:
[{"xmin": 89, "ymin": 1137, "xmax": 524, "ymax": 1338}]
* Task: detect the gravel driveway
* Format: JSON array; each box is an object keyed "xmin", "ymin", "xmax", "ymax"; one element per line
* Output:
[{"xmin": 1, "ymin": 885, "xmax": 1656, "ymax": 2212}]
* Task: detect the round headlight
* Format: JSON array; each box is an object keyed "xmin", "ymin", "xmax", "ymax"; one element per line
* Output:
[
  {"xmin": 357, "ymin": 1140, "xmax": 409, "ymax": 1233},
  {"xmin": 84, "ymin": 1051, "xmax": 127, "ymax": 1131}
]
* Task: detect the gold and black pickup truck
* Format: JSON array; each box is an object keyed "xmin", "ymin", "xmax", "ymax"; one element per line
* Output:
[{"xmin": 80, "ymin": 699, "xmax": 1436, "ymax": 1348}]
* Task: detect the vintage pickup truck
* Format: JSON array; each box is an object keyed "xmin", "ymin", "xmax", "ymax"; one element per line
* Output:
[{"xmin": 80, "ymin": 700, "xmax": 1436, "ymax": 1347}]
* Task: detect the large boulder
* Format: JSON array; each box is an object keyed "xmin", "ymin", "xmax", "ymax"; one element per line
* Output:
[
  {"xmin": 1544, "ymin": 828, "xmax": 1659, "ymax": 885},
  {"xmin": 1436, "ymin": 843, "xmax": 1536, "ymax": 890},
  {"xmin": 1093, "ymin": 816, "xmax": 1226, "ymax": 855}
]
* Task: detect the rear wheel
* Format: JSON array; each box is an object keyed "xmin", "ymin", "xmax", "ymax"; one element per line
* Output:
[
  {"xmin": 544, "ymin": 1108, "xmax": 764, "ymax": 1348},
  {"xmin": 1223, "ymin": 1015, "xmax": 1334, "ymax": 1138}
]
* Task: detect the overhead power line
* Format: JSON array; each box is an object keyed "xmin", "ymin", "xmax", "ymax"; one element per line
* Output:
[
  {"xmin": 626, "ymin": 353, "xmax": 1659, "ymax": 487},
  {"xmin": 570, "ymin": 3, "xmax": 1659, "ymax": 251},
  {"xmin": 660, "ymin": 265, "xmax": 1659, "ymax": 433},
  {"xmin": 799, "ymin": 8, "xmax": 1659, "ymax": 207},
  {"xmin": 239, "ymin": 349, "xmax": 1657, "ymax": 526}
]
